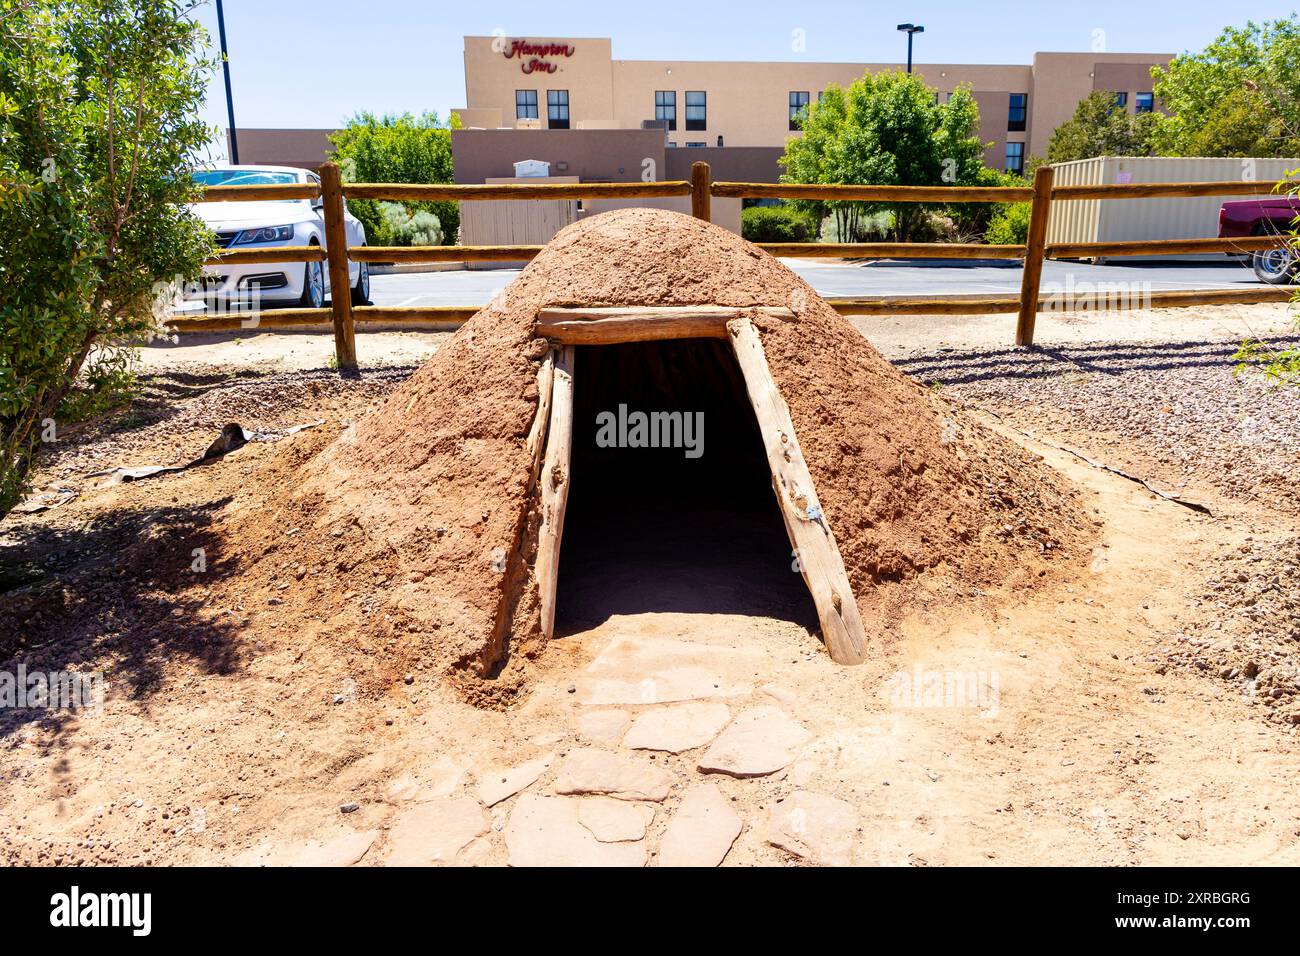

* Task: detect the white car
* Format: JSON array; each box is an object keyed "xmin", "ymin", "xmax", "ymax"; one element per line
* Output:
[{"xmin": 187, "ymin": 164, "xmax": 369, "ymax": 309}]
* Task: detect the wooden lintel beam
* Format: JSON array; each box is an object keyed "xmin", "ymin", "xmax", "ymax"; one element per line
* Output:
[{"xmin": 535, "ymin": 306, "xmax": 795, "ymax": 345}]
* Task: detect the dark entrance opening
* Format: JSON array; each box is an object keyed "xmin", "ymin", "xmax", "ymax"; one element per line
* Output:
[{"xmin": 555, "ymin": 338, "xmax": 820, "ymax": 635}]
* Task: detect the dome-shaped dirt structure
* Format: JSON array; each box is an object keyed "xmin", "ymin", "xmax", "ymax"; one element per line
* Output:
[{"xmin": 238, "ymin": 209, "xmax": 1089, "ymax": 701}]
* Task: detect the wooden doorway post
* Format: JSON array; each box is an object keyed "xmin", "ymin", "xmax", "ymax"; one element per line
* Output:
[
  {"xmin": 726, "ymin": 317, "xmax": 868, "ymax": 664},
  {"xmin": 536, "ymin": 346, "xmax": 575, "ymax": 641}
]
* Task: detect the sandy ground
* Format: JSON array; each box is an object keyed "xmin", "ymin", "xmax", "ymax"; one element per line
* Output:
[{"xmin": 2, "ymin": 304, "xmax": 1298, "ymax": 866}]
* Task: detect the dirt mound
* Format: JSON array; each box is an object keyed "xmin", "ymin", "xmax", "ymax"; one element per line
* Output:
[{"xmin": 221, "ymin": 209, "xmax": 1091, "ymax": 702}]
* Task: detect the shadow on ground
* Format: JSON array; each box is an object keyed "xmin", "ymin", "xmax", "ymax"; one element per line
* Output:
[{"xmin": 0, "ymin": 498, "xmax": 244, "ymax": 737}]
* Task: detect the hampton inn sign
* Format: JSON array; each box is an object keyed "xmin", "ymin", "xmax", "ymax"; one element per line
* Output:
[{"xmin": 501, "ymin": 39, "xmax": 575, "ymax": 74}]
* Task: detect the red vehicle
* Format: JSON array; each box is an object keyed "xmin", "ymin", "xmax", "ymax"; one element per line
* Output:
[{"xmin": 1218, "ymin": 196, "xmax": 1299, "ymax": 284}]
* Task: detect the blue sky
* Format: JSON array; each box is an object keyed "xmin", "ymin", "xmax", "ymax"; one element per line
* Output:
[{"xmin": 194, "ymin": 0, "xmax": 1298, "ymax": 155}]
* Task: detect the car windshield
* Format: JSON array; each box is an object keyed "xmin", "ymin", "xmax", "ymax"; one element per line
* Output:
[{"xmin": 191, "ymin": 169, "xmax": 300, "ymax": 187}]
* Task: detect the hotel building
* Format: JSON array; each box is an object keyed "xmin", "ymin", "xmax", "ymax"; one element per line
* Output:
[{"xmin": 453, "ymin": 36, "xmax": 1171, "ymax": 175}]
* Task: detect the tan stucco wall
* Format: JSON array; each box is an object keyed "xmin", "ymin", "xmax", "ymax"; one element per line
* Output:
[
  {"xmin": 462, "ymin": 37, "xmax": 1172, "ymax": 169},
  {"xmin": 610, "ymin": 59, "xmax": 1033, "ymax": 154},
  {"xmin": 451, "ymin": 128, "xmax": 667, "ymax": 184},
  {"xmin": 464, "ymin": 36, "xmax": 615, "ymax": 130},
  {"xmin": 232, "ymin": 129, "xmax": 335, "ymax": 170},
  {"xmin": 1027, "ymin": 52, "xmax": 1170, "ymax": 156}
]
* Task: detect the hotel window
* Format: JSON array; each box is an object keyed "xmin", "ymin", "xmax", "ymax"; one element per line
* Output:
[
  {"xmin": 547, "ymin": 90, "xmax": 570, "ymax": 129},
  {"xmin": 655, "ymin": 91, "xmax": 677, "ymax": 131},
  {"xmin": 1005, "ymin": 142, "xmax": 1025, "ymax": 175},
  {"xmin": 685, "ymin": 91, "xmax": 707, "ymax": 131},
  {"xmin": 1007, "ymin": 93, "xmax": 1027, "ymax": 132},
  {"xmin": 686, "ymin": 141, "xmax": 706, "ymax": 147},
  {"xmin": 515, "ymin": 90, "xmax": 538, "ymax": 120},
  {"xmin": 1113, "ymin": 91, "xmax": 1128, "ymax": 110},
  {"xmin": 1136, "ymin": 92, "xmax": 1154, "ymax": 113},
  {"xmin": 789, "ymin": 91, "xmax": 810, "ymax": 130}
]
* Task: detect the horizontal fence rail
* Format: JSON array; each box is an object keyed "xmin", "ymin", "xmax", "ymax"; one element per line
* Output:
[
  {"xmin": 350, "ymin": 245, "xmax": 543, "ymax": 263},
  {"xmin": 178, "ymin": 161, "xmax": 1299, "ymax": 364},
  {"xmin": 343, "ymin": 181, "xmax": 691, "ymax": 202},
  {"xmin": 756, "ymin": 242, "xmax": 1027, "ymax": 259},
  {"xmin": 711, "ymin": 181, "xmax": 1035, "ymax": 203},
  {"xmin": 1045, "ymin": 235, "xmax": 1289, "ymax": 259},
  {"xmin": 1050, "ymin": 180, "xmax": 1287, "ymax": 201},
  {"xmin": 198, "ymin": 183, "xmax": 321, "ymax": 202},
  {"xmin": 203, "ymin": 246, "xmax": 327, "ymax": 267}
]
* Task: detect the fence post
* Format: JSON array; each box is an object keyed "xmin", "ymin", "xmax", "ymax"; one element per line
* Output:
[
  {"xmin": 691, "ymin": 162, "xmax": 711, "ymax": 222},
  {"xmin": 319, "ymin": 161, "xmax": 357, "ymax": 371},
  {"xmin": 1015, "ymin": 163, "xmax": 1054, "ymax": 347}
]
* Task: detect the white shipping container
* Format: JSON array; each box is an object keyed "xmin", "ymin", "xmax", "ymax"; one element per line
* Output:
[{"xmin": 1046, "ymin": 156, "xmax": 1300, "ymax": 260}]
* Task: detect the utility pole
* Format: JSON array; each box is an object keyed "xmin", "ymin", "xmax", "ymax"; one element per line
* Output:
[
  {"xmin": 216, "ymin": 0, "xmax": 239, "ymax": 164},
  {"xmin": 896, "ymin": 23, "xmax": 924, "ymax": 74}
]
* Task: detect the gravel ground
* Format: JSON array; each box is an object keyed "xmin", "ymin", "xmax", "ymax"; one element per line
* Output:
[
  {"xmin": 1155, "ymin": 535, "xmax": 1300, "ymax": 727},
  {"xmin": 896, "ymin": 335, "xmax": 1300, "ymax": 515}
]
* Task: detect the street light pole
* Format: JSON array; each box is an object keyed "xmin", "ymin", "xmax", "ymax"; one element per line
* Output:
[
  {"xmin": 216, "ymin": 0, "xmax": 239, "ymax": 164},
  {"xmin": 896, "ymin": 23, "xmax": 925, "ymax": 74}
]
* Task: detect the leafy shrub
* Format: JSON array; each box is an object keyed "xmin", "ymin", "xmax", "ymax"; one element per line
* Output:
[
  {"xmin": 1234, "ymin": 333, "xmax": 1300, "ymax": 386},
  {"xmin": 380, "ymin": 202, "xmax": 443, "ymax": 247},
  {"xmin": 0, "ymin": 1, "xmax": 213, "ymax": 516},
  {"xmin": 947, "ymin": 168, "xmax": 1029, "ymax": 242},
  {"xmin": 985, "ymin": 202, "xmax": 1032, "ymax": 245},
  {"xmin": 57, "ymin": 346, "xmax": 139, "ymax": 425},
  {"xmin": 742, "ymin": 205, "xmax": 819, "ymax": 243}
]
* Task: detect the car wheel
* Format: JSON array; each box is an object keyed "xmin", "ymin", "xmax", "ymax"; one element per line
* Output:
[
  {"xmin": 1252, "ymin": 247, "xmax": 1298, "ymax": 285},
  {"xmin": 350, "ymin": 255, "xmax": 370, "ymax": 306},
  {"xmin": 299, "ymin": 253, "xmax": 325, "ymax": 307}
]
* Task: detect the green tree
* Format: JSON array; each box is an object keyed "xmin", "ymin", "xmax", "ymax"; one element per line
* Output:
[
  {"xmin": 0, "ymin": 0, "xmax": 214, "ymax": 516},
  {"xmin": 1045, "ymin": 90, "xmax": 1160, "ymax": 164},
  {"xmin": 328, "ymin": 111, "xmax": 459, "ymax": 246},
  {"xmin": 1150, "ymin": 17, "xmax": 1300, "ymax": 157},
  {"xmin": 779, "ymin": 71, "xmax": 986, "ymax": 242}
]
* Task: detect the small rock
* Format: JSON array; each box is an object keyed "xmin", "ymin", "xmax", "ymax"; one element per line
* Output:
[{"xmin": 339, "ymin": 802, "xmax": 360, "ymax": 814}]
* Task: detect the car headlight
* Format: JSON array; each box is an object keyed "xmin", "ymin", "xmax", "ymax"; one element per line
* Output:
[{"xmin": 231, "ymin": 224, "xmax": 294, "ymax": 245}]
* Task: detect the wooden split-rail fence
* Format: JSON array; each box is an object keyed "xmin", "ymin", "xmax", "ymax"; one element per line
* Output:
[{"xmin": 179, "ymin": 161, "xmax": 1296, "ymax": 370}]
